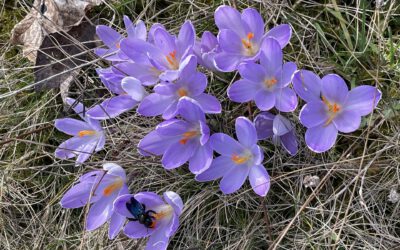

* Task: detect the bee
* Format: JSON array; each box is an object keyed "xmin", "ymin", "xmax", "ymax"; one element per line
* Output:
[{"xmin": 126, "ymin": 197, "xmax": 157, "ymax": 228}]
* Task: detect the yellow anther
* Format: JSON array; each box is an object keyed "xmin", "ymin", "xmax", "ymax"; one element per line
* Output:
[
  {"xmin": 264, "ymin": 77, "xmax": 278, "ymax": 88},
  {"xmin": 78, "ymin": 130, "xmax": 96, "ymax": 137},
  {"xmin": 231, "ymin": 154, "xmax": 249, "ymax": 164},
  {"xmin": 165, "ymin": 50, "xmax": 178, "ymax": 69}
]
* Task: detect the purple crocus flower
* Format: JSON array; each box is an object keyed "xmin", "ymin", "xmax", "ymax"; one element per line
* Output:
[
  {"xmin": 137, "ymin": 55, "xmax": 221, "ymax": 119},
  {"xmin": 95, "ymin": 16, "xmax": 146, "ymax": 61},
  {"xmin": 55, "ymin": 98, "xmax": 105, "ymax": 165},
  {"xmin": 120, "ymin": 20, "xmax": 195, "ymax": 82},
  {"xmin": 296, "ymin": 73, "xmax": 381, "ymax": 152},
  {"xmin": 228, "ymin": 37, "xmax": 297, "ymax": 112},
  {"xmin": 196, "ymin": 116, "xmax": 270, "ymax": 196},
  {"xmin": 193, "ymin": 31, "xmax": 220, "ymax": 71},
  {"xmin": 138, "ymin": 97, "xmax": 213, "ymax": 174},
  {"xmin": 87, "ymin": 76, "xmax": 148, "ymax": 120},
  {"xmin": 213, "ymin": 5, "xmax": 292, "ymax": 72},
  {"xmin": 113, "ymin": 191, "xmax": 183, "ymax": 250},
  {"xmin": 254, "ymin": 112, "xmax": 298, "ymax": 155},
  {"xmin": 60, "ymin": 163, "xmax": 128, "ymax": 239}
]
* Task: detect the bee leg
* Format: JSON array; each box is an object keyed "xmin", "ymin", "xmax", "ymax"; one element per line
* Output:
[
  {"xmin": 147, "ymin": 210, "xmax": 157, "ymax": 215},
  {"xmin": 128, "ymin": 218, "xmax": 138, "ymax": 221}
]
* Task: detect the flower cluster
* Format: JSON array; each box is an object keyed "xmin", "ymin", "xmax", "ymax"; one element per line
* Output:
[{"xmin": 56, "ymin": 5, "xmax": 381, "ymax": 250}]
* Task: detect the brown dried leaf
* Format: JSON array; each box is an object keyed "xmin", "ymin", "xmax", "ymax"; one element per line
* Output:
[{"xmin": 10, "ymin": 0, "xmax": 102, "ymax": 62}]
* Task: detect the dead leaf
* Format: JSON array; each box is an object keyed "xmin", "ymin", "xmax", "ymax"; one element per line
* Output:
[
  {"xmin": 34, "ymin": 21, "xmax": 98, "ymax": 93},
  {"xmin": 11, "ymin": 0, "xmax": 103, "ymax": 62}
]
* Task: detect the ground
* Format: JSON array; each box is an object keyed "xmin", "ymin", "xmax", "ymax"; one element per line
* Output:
[{"xmin": 0, "ymin": 0, "xmax": 399, "ymax": 249}]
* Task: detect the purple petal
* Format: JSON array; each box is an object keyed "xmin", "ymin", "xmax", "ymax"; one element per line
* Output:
[
  {"xmin": 103, "ymin": 163, "xmax": 126, "ymax": 180},
  {"xmin": 162, "ymin": 140, "xmax": 197, "ymax": 169},
  {"xmin": 148, "ymin": 23, "xmax": 166, "ymax": 43},
  {"xmin": 275, "ymin": 62, "xmax": 297, "ymax": 88},
  {"xmin": 156, "ymin": 119, "xmax": 190, "ymax": 137},
  {"xmin": 186, "ymin": 72, "xmax": 207, "ymax": 96},
  {"xmin": 117, "ymin": 62, "xmax": 160, "ymax": 86},
  {"xmin": 60, "ymin": 181, "xmax": 99, "ymax": 208},
  {"xmin": 254, "ymin": 90, "xmax": 276, "ymax": 111},
  {"xmin": 145, "ymin": 224, "xmax": 169, "ymax": 250},
  {"xmin": 177, "ymin": 97, "xmax": 206, "ymax": 123},
  {"xmin": 273, "ymin": 114, "xmax": 293, "ymax": 136},
  {"xmin": 321, "ymin": 74, "xmax": 349, "ymax": 105},
  {"xmin": 200, "ymin": 31, "xmax": 218, "ymax": 52},
  {"xmin": 274, "ymin": 87, "xmax": 298, "ymax": 112},
  {"xmin": 292, "ymin": 70, "xmax": 322, "ymax": 102},
  {"xmin": 235, "ymin": 116, "xmax": 257, "ymax": 147},
  {"xmin": 177, "ymin": 21, "xmax": 195, "ymax": 56},
  {"xmin": 153, "ymin": 28, "xmax": 176, "ymax": 56},
  {"xmin": 138, "ymin": 130, "xmax": 173, "ymax": 156},
  {"xmin": 55, "ymin": 137, "xmax": 87, "ymax": 160},
  {"xmin": 121, "ymin": 77, "xmax": 148, "ymax": 101},
  {"xmin": 96, "ymin": 25, "xmax": 122, "ymax": 49},
  {"xmin": 228, "ymin": 79, "xmax": 259, "ymax": 103},
  {"xmin": 210, "ymin": 133, "xmax": 244, "ymax": 156},
  {"xmin": 55, "ymin": 118, "xmax": 92, "ymax": 136},
  {"xmin": 75, "ymin": 140, "xmax": 98, "ymax": 165},
  {"xmin": 138, "ymin": 93, "xmax": 173, "ymax": 117},
  {"xmin": 333, "ymin": 109, "xmax": 361, "ymax": 133},
  {"xmin": 108, "ymin": 212, "xmax": 126, "ymax": 239},
  {"xmin": 265, "ymin": 24, "xmax": 292, "ymax": 48},
  {"xmin": 124, "ymin": 221, "xmax": 153, "ymax": 238},
  {"xmin": 194, "ymin": 93, "xmax": 222, "ymax": 114},
  {"xmin": 113, "ymin": 194, "xmax": 136, "ymax": 218},
  {"xmin": 254, "ymin": 112, "xmax": 275, "ymax": 140},
  {"xmin": 249, "ymin": 164, "xmax": 270, "ymax": 196},
  {"xmin": 124, "ymin": 17, "xmax": 146, "ymax": 41},
  {"xmin": 214, "ymin": 52, "xmax": 243, "ymax": 72},
  {"xmin": 163, "ymin": 191, "xmax": 184, "ymax": 215},
  {"xmin": 305, "ymin": 123, "xmax": 338, "ymax": 153},
  {"xmin": 260, "ymin": 38, "xmax": 282, "ymax": 76},
  {"xmin": 195, "ymin": 156, "xmax": 234, "ymax": 182},
  {"xmin": 214, "ymin": 5, "xmax": 245, "ymax": 36},
  {"xmin": 220, "ymin": 165, "xmax": 250, "ymax": 194},
  {"xmin": 280, "ymin": 131, "xmax": 298, "ymax": 155},
  {"xmin": 238, "ymin": 62, "xmax": 267, "ymax": 83},
  {"xmin": 218, "ymin": 29, "xmax": 243, "ymax": 54},
  {"xmin": 241, "ymin": 8, "xmax": 264, "ymax": 42},
  {"xmin": 162, "ymin": 101, "xmax": 179, "ymax": 120},
  {"xmin": 86, "ymin": 196, "xmax": 114, "ymax": 231},
  {"xmin": 87, "ymin": 95, "xmax": 137, "ymax": 120},
  {"xmin": 189, "ymin": 143, "xmax": 213, "ymax": 174},
  {"xmin": 345, "ymin": 86, "xmax": 381, "ymax": 116},
  {"xmin": 299, "ymin": 101, "xmax": 328, "ymax": 128}
]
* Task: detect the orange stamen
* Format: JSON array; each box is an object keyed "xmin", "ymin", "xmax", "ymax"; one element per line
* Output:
[
  {"xmin": 231, "ymin": 154, "xmax": 249, "ymax": 164},
  {"xmin": 103, "ymin": 179, "xmax": 123, "ymax": 197},
  {"xmin": 116, "ymin": 42, "xmax": 120, "ymax": 49},
  {"xmin": 264, "ymin": 77, "xmax": 278, "ymax": 88},
  {"xmin": 247, "ymin": 32, "xmax": 254, "ymax": 40},
  {"xmin": 179, "ymin": 131, "xmax": 198, "ymax": 145},
  {"xmin": 177, "ymin": 88, "xmax": 188, "ymax": 97},
  {"xmin": 321, "ymin": 96, "xmax": 341, "ymax": 126},
  {"xmin": 241, "ymin": 32, "xmax": 255, "ymax": 49},
  {"xmin": 78, "ymin": 130, "xmax": 96, "ymax": 137},
  {"xmin": 165, "ymin": 50, "xmax": 178, "ymax": 69}
]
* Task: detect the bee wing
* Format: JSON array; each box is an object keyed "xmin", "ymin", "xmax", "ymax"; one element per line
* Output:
[{"xmin": 126, "ymin": 197, "xmax": 145, "ymax": 219}]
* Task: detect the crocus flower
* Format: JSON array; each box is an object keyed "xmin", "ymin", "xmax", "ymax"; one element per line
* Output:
[
  {"xmin": 297, "ymin": 73, "xmax": 381, "ymax": 152},
  {"xmin": 60, "ymin": 163, "xmax": 128, "ymax": 239},
  {"xmin": 55, "ymin": 98, "xmax": 105, "ymax": 165},
  {"xmin": 137, "ymin": 55, "xmax": 221, "ymax": 119},
  {"xmin": 138, "ymin": 97, "xmax": 213, "ymax": 174},
  {"xmin": 95, "ymin": 16, "xmax": 146, "ymax": 61},
  {"xmin": 213, "ymin": 5, "xmax": 292, "ymax": 72},
  {"xmin": 196, "ymin": 116, "xmax": 270, "ymax": 196},
  {"xmin": 228, "ymin": 37, "xmax": 297, "ymax": 112},
  {"xmin": 193, "ymin": 31, "xmax": 220, "ymax": 71},
  {"xmin": 87, "ymin": 76, "xmax": 148, "ymax": 120},
  {"xmin": 113, "ymin": 191, "xmax": 183, "ymax": 250},
  {"xmin": 120, "ymin": 20, "xmax": 195, "ymax": 81},
  {"xmin": 254, "ymin": 112, "xmax": 298, "ymax": 155}
]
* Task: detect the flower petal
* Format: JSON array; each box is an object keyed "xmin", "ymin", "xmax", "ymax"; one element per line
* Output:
[
  {"xmin": 161, "ymin": 140, "xmax": 197, "ymax": 169},
  {"xmin": 214, "ymin": 52, "xmax": 243, "ymax": 72},
  {"xmin": 280, "ymin": 131, "xmax": 298, "ymax": 156},
  {"xmin": 273, "ymin": 114, "xmax": 293, "ymax": 136},
  {"xmin": 254, "ymin": 112, "xmax": 275, "ymax": 140},
  {"xmin": 156, "ymin": 119, "xmax": 190, "ymax": 137},
  {"xmin": 333, "ymin": 109, "xmax": 361, "ymax": 133},
  {"xmin": 177, "ymin": 20, "xmax": 195, "ymax": 56},
  {"xmin": 228, "ymin": 79, "xmax": 259, "ymax": 103},
  {"xmin": 274, "ymin": 87, "xmax": 298, "ymax": 112},
  {"xmin": 254, "ymin": 90, "xmax": 276, "ymax": 111},
  {"xmin": 214, "ymin": 5, "xmax": 245, "ymax": 36},
  {"xmin": 124, "ymin": 17, "xmax": 146, "ymax": 41},
  {"xmin": 321, "ymin": 74, "xmax": 349, "ymax": 105},
  {"xmin": 292, "ymin": 69, "xmax": 322, "ymax": 102},
  {"xmin": 299, "ymin": 101, "xmax": 328, "ymax": 128},
  {"xmin": 237, "ymin": 62, "xmax": 267, "ymax": 83},
  {"xmin": 108, "ymin": 212, "xmax": 126, "ymax": 239},
  {"xmin": 124, "ymin": 221, "xmax": 154, "ymax": 239},
  {"xmin": 54, "ymin": 118, "xmax": 92, "ymax": 136},
  {"xmin": 96, "ymin": 25, "xmax": 122, "ymax": 49},
  {"xmin": 145, "ymin": 223, "xmax": 169, "ymax": 250},
  {"xmin": 87, "ymin": 95, "xmax": 137, "ymax": 120},
  {"xmin": 305, "ymin": 123, "xmax": 338, "ymax": 153},
  {"xmin": 220, "ymin": 165, "xmax": 250, "ymax": 194},
  {"xmin": 275, "ymin": 62, "xmax": 297, "ymax": 88},
  {"xmin": 218, "ymin": 29, "xmax": 244, "ymax": 54},
  {"xmin": 235, "ymin": 116, "xmax": 257, "ymax": 147},
  {"xmin": 60, "ymin": 181, "xmax": 99, "ymax": 208},
  {"xmin": 153, "ymin": 28, "xmax": 176, "ymax": 56},
  {"xmin": 103, "ymin": 163, "xmax": 126, "ymax": 181},
  {"xmin": 189, "ymin": 144, "xmax": 213, "ymax": 174},
  {"xmin": 345, "ymin": 86, "xmax": 381, "ymax": 116},
  {"xmin": 210, "ymin": 133, "xmax": 244, "ymax": 156},
  {"xmin": 265, "ymin": 24, "xmax": 292, "ymax": 48},
  {"xmin": 195, "ymin": 156, "xmax": 234, "ymax": 181},
  {"xmin": 241, "ymin": 8, "xmax": 264, "ymax": 42},
  {"xmin": 121, "ymin": 77, "xmax": 148, "ymax": 102},
  {"xmin": 163, "ymin": 191, "xmax": 184, "ymax": 216},
  {"xmin": 194, "ymin": 93, "xmax": 222, "ymax": 114},
  {"xmin": 260, "ymin": 37, "xmax": 282, "ymax": 76},
  {"xmin": 249, "ymin": 164, "xmax": 270, "ymax": 196},
  {"xmin": 138, "ymin": 130, "xmax": 174, "ymax": 156},
  {"xmin": 138, "ymin": 93, "xmax": 173, "ymax": 117},
  {"xmin": 177, "ymin": 97, "xmax": 206, "ymax": 123},
  {"xmin": 86, "ymin": 196, "xmax": 114, "ymax": 231}
]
